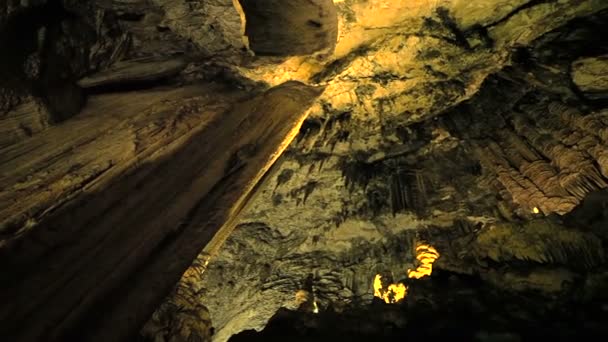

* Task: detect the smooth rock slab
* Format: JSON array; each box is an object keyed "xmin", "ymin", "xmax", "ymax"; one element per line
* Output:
[
  {"xmin": 0, "ymin": 81, "xmax": 323, "ymax": 342},
  {"xmin": 78, "ymin": 56, "xmax": 188, "ymax": 89}
]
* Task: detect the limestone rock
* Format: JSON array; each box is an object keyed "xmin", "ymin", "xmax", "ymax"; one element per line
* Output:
[
  {"xmin": 0, "ymin": 81, "xmax": 323, "ymax": 342},
  {"xmin": 0, "ymin": 97, "xmax": 50, "ymax": 148},
  {"xmin": 572, "ymin": 55, "xmax": 608, "ymax": 99},
  {"xmin": 2, "ymin": 1, "xmax": 608, "ymax": 342},
  {"xmin": 151, "ymin": 0, "xmax": 245, "ymax": 55},
  {"xmin": 239, "ymin": 0, "xmax": 338, "ymax": 56},
  {"xmin": 77, "ymin": 56, "xmax": 188, "ymax": 89},
  {"xmin": 483, "ymin": 268, "xmax": 577, "ymax": 295}
]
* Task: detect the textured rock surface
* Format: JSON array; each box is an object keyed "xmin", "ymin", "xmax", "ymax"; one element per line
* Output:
[
  {"xmin": 0, "ymin": 81, "xmax": 323, "ymax": 342},
  {"xmin": 0, "ymin": 0, "xmax": 91, "ymax": 122},
  {"xmin": 0, "ymin": 97, "xmax": 50, "ymax": 148},
  {"xmin": 145, "ymin": 3, "xmax": 608, "ymax": 342},
  {"xmin": 77, "ymin": 56, "xmax": 188, "ymax": 89},
  {"xmin": 572, "ymin": 55, "xmax": 608, "ymax": 99},
  {"xmin": 149, "ymin": 0, "xmax": 244, "ymax": 55},
  {"xmin": 229, "ymin": 270, "xmax": 608, "ymax": 341},
  {"xmin": 239, "ymin": 0, "xmax": 338, "ymax": 56},
  {"xmin": 2, "ymin": 1, "xmax": 608, "ymax": 342}
]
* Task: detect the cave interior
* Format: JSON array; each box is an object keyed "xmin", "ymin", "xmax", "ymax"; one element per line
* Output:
[{"xmin": 1, "ymin": 0, "xmax": 608, "ymax": 341}]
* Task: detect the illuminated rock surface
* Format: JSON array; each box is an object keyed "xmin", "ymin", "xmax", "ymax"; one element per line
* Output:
[
  {"xmin": 1, "ymin": 1, "xmax": 608, "ymax": 341},
  {"xmin": 147, "ymin": 2, "xmax": 608, "ymax": 341}
]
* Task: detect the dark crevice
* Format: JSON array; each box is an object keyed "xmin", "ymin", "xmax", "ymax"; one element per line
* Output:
[
  {"xmin": 0, "ymin": 0, "xmax": 94, "ymax": 122},
  {"xmin": 83, "ymin": 77, "xmax": 176, "ymax": 95},
  {"xmin": 436, "ymin": 7, "xmax": 471, "ymax": 50},
  {"xmin": 484, "ymin": 0, "xmax": 557, "ymax": 30},
  {"xmin": 311, "ymin": 46, "xmax": 371, "ymax": 84}
]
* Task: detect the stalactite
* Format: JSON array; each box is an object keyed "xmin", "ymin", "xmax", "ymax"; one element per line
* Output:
[
  {"xmin": 494, "ymin": 133, "xmax": 571, "ymax": 198},
  {"xmin": 494, "ymin": 136, "xmax": 527, "ymax": 168},
  {"xmin": 143, "ymin": 256, "xmax": 213, "ymax": 341},
  {"xmin": 499, "ymin": 129, "xmax": 568, "ymax": 198},
  {"xmin": 340, "ymin": 159, "xmax": 378, "ymax": 192},
  {"xmin": 550, "ymin": 144, "xmax": 607, "ymax": 199},
  {"xmin": 520, "ymin": 161, "xmax": 571, "ymax": 197},
  {"xmin": 511, "ymin": 114, "xmax": 607, "ymax": 201},
  {"xmin": 547, "ymin": 103, "xmax": 608, "ymax": 178},
  {"xmin": 475, "ymin": 144, "xmax": 541, "ymax": 212},
  {"xmin": 504, "ymin": 130, "xmax": 542, "ymax": 162},
  {"xmin": 389, "ymin": 170, "xmax": 429, "ymax": 215},
  {"xmin": 475, "ymin": 221, "xmax": 604, "ymax": 270},
  {"xmin": 511, "ymin": 116, "xmax": 552, "ymax": 158},
  {"xmin": 551, "ymin": 102, "xmax": 608, "ymax": 142},
  {"xmin": 590, "ymin": 145, "xmax": 608, "ymax": 179},
  {"xmin": 390, "ymin": 172, "xmax": 411, "ymax": 215},
  {"xmin": 473, "ymin": 143, "xmax": 578, "ymax": 215},
  {"xmin": 415, "ymin": 171, "xmax": 428, "ymax": 208}
]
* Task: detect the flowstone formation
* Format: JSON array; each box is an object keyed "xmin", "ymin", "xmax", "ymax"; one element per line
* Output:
[{"xmin": 143, "ymin": 1, "xmax": 608, "ymax": 342}]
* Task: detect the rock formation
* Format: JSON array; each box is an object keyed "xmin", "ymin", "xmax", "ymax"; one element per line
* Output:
[
  {"xmin": 1, "ymin": 1, "xmax": 608, "ymax": 342},
  {"xmin": 145, "ymin": 2, "xmax": 608, "ymax": 341}
]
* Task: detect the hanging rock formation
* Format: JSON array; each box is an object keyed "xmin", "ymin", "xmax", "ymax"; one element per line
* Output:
[{"xmin": 238, "ymin": 0, "xmax": 338, "ymax": 56}]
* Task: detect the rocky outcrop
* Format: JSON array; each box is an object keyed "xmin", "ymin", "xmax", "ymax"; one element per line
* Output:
[
  {"xmin": 0, "ymin": 1, "xmax": 91, "ymax": 122},
  {"xmin": 149, "ymin": 0, "xmax": 245, "ymax": 56},
  {"xmin": 0, "ymin": 97, "xmax": 50, "ymax": 148},
  {"xmin": 472, "ymin": 220, "xmax": 604, "ymax": 269},
  {"xmin": 0, "ymin": 81, "xmax": 323, "ymax": 342},
  {"xmin": 572, "ymin": 55, "xmax": 608, "ymax": 99},
  {"xmin": 469, "ymin": 101, "xmax": 608, "ymax": 216}
]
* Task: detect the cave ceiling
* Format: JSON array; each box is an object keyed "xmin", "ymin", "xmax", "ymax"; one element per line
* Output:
[
  {"xmin": 143, "ymin": 1, "xmax": 608, "ymax": 341},
  {"xmin": 2, "ymin": 0, "xmax": 608, "ymax": 341}
]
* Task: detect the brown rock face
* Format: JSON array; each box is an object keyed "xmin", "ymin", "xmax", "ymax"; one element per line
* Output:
[
  {"xmin": 239, "ymin": 0, "xmax": 338, "ymax": 56},
  {"xmin": 572, "ymin": 55, "xmax": 608, "ymax": 99}
]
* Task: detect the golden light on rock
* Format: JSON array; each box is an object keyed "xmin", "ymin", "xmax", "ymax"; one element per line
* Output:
[
  {"xmin": 295, "ymin": 289, "xmax": 309, "ymax": 306},
  {"xmin": 408, "ymin": 244, "xmax": 440, "ymax": 279},
  {"xmin": 295, "ymin": 289, "xmax": 320, "ymax": 313},
  {"xmin": 532, "ymin": 207, "xmax": 540, "ymax": 214},
  {"xmin": 373, "ymin": 274, "xmax": 408, "ymax": 304},
  {"xmin": 231, "ymin": 0, "xmax": 250, "ymax": 50},
  {"xmin": 373, "ymin": 244, "xmax": 439, "ymax": 303}
]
